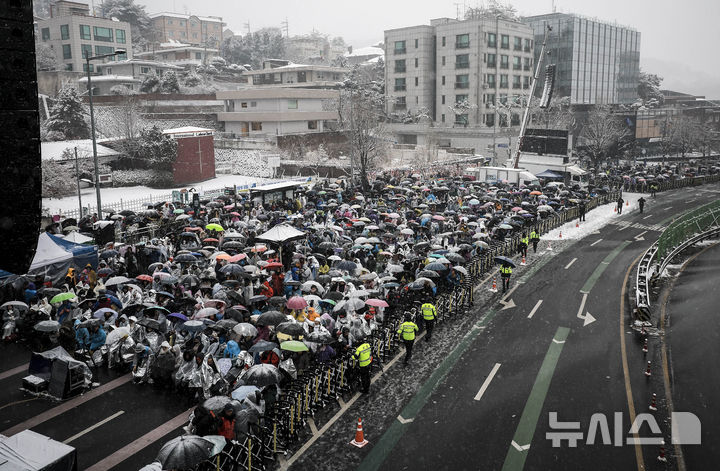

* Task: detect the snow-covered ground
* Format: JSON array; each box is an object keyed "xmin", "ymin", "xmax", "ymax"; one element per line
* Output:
[
  {"xmin": 542, "ymin": 192, "xmax": 645, "ymax": 241},
  {"xmin": 42, "ymin": 174, "xmax": 275, "ymax": 214}
]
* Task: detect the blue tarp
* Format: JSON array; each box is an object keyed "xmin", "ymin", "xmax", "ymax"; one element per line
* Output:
[
  {"xmin": 536, "ymin": 170, "xmax": 564, "ymax": 179},
  {"xmin": 46, "ymin": 233, "xmax": 98, "ymax": 270}
]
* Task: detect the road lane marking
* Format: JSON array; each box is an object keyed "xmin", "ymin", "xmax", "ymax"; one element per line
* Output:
[
  {"xmin": 590, "ymin": 239, "xmax": 603, "ymax": 246},
  {"xmin": 474, "ymin": 363, "xmax": 501, "ymax": 401},
  {"xmin": 620, "ymin": 254, "xmax": 646, "ymax": 471},
  {"xmin": 2, "ymin": 374, "xmax": 132, "ymax": 437},
  {"xmin": 643, "ymin": 215, "xmax": 653, "ymax": 220},
  {"xmin": 580, "ymin": 240, "xmax": 632, "ymax": 294},
  {"xmin": 501, "ymin": 327, "xmax": 570, "ymax": 471},
  {"xmin": 527, "ymin": 300, "xmax": 543, "ymax": 319},
  {"xmin": 0, "ymin": 364, "xmax": 27, "ymax": 381},
  {"xmin": 63, "ymin": 411, "xmax": 124, "ymax": 444},
  {"xmin": 564, "ymin": 258, "xmax": 576, "ymax": 270},
  {"xmin": 84, "ymin": 407, "xmax": 194, "ymax": 471},
  {"xmin": 396, "ymin": 415, "xmax": 414, "ymax": 424}
]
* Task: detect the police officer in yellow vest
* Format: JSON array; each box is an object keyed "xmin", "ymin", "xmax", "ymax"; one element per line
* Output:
[
  {"xmin": 397, "ymin": 313, "xmax": 419, "ymax": 365},
  {"xmin": 529, "ymin": 230, "xmax": 540, "ymax": 253},
  {"xmin": 421, "ymin": 302, "xmax": 437, "ymax": 342},
  {"xmin": 353, "ymin": 339, "xmax": 373, "ymax": 394},
  {"xmin": 500, "ymin": 264, "xmax": 512, "ymax": 293},
  {"xmin": 519, "ymin": 233, "xmax": 529, "ymax": 258}
]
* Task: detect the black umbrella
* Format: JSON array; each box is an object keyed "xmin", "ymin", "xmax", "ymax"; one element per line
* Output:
[
  {"xmin": 220, "ymin": 264, "xmax": 245, "ymax": 276},
  {"xmin": 215, "ymin": 319, "xmax": 238, "ymax": 331},
  {"xmin": 256, "ymin": 310, "xmax": 287, "ymax": 326},
  {"xmin": 305, "ymin": 330, "xmax": 334, "ymax": 344},
  {"xmin": 34, "ymin": 320, "xmax": 60, "ymax": 332},
  {"xmin": 240, "ymin": 364, "xmax": 282, "ymax": 387},
  {"xmin": 268, "ymin": 296, "xmax": 287, "ymax": 306},
  {"xmin": 494, "ymin": 256, "xmax": 516, "ymax": 268},
  {"xmin": 325, "ymin": 291, "xmax": 344, "ymax": 302},
  {"xmin": 174, "ymin": 253, "xmax": 197, "ymax": 263},
  {"xmin": 336, "ymin": 260, "xmax": 357, "ymax": 271},
  {"xmin": 275, "ymin": 321, "xmax": 305, "ymax": 337},
  {"xmin": 137, "ymin": 318, "xmax": 161, "ymax": 331},
  {"xmin": 180, "ymin": 274, "xmax": 201, "ymax": 288},
  {"xmin": 248, "ymin": 340, "xmax": 279, "ymax": 353},
  {"xmin": 99, "ymin": 250, "xmax": 119, "ymax": 260},
  {"xmin": 249, "ymin": 294, "xmax": 268, "ymax": 304},
  {"xmin": 97, "ymin": 267, "xmax": 114, "ymax": 276},
  {"xmin": 156, "ymin": 435, "xmax": 214, "ymax": 470},
  {"xmin": 203, "ymin": 395, "xmax": 233, "ymax": 413}
]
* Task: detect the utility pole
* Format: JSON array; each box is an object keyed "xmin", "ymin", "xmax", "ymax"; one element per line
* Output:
[
  {"xmin": 244, "ymin": 22, "xmax": 250, "ymax": 35},
  {"xmin": 74, "ymin": 147, "xmax": 82, "ymax": 217},
  {"xmin": 281, "ymin": 18, "xmax": 289, "ymax": 38}
]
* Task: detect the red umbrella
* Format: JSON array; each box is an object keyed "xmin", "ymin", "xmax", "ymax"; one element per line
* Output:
[
  {"xmin": 366, "ymin": 298, "xmax": 389, "ymax": 308},
  {"xmin": 265, "ymin": 262, "xmax": 283, "ymax": 269},
  {"xmin": 203, "ymin": 238, "xmax": 219, "ymax": 243},
  {"xmin": 136, "ymin": 274, "xmax": 153, "ymax": 282},
  {"xmin": 229, "ymin": 253, "xmax": 247, "ymax": 263},
  {"xmin": 286, "ymin": 296, "xmax": 308, "ymax": 310},
  {"xmin": 230, "ymin": 212, "xmax": 241, "ymax": 217}
]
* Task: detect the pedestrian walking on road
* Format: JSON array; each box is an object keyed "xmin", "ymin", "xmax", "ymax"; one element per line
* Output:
[
  {"xmin": 579, "ymin": 200, "xmax": 587, "ymax": 221},
  {"xmin": 397, "ymin": 313, "xmax": 419, "ymax": 365},
  {"xmin": 421, "ymin": 301, "xmax": 437, "ymax": 342},
  {"xmin": 500, "ymin": 264, "xmax": 512, "ymax": 293},
  {"xmin": 617, "ymin": 196, "xmax": 624, "ymax": 215},
  {"xmin": 519, "ymin": 233, "xmax": 528, "ymax": 258},
  {"xmin": 529, "ymin": 229, "xmax": 540, "ymax": 253},
  {"xmin": 352, "ymin": 339, "xmax": 373, "ymax": 393},
  {"xmin": 638, "ymin": 197, "xmax": 646, "ymax": 214}
]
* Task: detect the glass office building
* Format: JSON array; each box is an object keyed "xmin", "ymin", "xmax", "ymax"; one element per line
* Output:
[{"xmin": 525, "ymin": 13, "xmax": 640, "ymax": 104}]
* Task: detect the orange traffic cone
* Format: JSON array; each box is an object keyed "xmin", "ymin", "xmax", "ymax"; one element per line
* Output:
[
  {"xmin": 644, "ymin": 361, "xmax": 652, "ymax": 377},
  {"xmin": 626, "ymin": 200, "xmax": 630, "ymax": 207},
  {"xmin": 642, "ymin": 338, "xmax": 648, "ymax": 353},
  {"xmin": 558, "ymin": 231, "xmax": 562, "ymax": 239},
  {"xmin": 350, "ymin": 417, "xmax": 369, "ymax": 448},
  {"xmin": 576, "ymin": 221, "xmax": 579, "ymax": 228},
  {"xmin": 614, "ymin": 206, "xmax": 617, "ymax": 213},
  {"xmin": 490, "ymin": 276, "xmax": 498, "ymax": 292},
  {"xmin": 521, "ymin": 256, "xmax": 526, "ymax": 266},
  {"xmin": 657, "ymin": 440, "xmax": 667, "ymax": 462},
  {"xmin": 649, "ymin": 393, "xmax": 657, "ymax": 411}
]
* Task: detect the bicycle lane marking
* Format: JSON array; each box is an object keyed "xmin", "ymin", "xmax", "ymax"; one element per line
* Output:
[{"xmin": 500, "ymin": 327, "xmax": 570, "ymax": 471}]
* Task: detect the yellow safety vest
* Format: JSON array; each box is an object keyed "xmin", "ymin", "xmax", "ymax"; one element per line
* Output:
[
  {"xmin": 501, "ymin": 266, "xmax": 513, "ymax": 276},
  {"xmin": 397, "ymin": 321, "xmax": 418, "ymax": 341},
  {"xmin": 354, "ymin": 343, "xmax": 372, "ymax": 367},
  {"xmin": 421, "ymin": 303, "xmax": 437, "ymax": 321},
  {"xmin": 530, "ymin": 231, "xmax": 539, "ymax": 241},
  {"xmin": 521, "ymin": 236, "xmax": 529, "ymax": 245}
]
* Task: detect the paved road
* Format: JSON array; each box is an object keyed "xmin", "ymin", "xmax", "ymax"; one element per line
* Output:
[
  {"xmin": 665, "ymin": 240, "xmax": 720, "ymax": 469},
  {"xmin": 0, "ymin": 185, "xmax": 716, "ymax": 471}
]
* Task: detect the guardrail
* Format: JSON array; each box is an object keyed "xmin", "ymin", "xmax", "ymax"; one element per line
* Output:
[{"xmin": 635, "ymin": 198, "xmax": 720, "ymax": 311}]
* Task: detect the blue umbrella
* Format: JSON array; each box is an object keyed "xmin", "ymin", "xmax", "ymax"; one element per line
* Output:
[{"xmin": 168, "ymin": 312, "xmax": 188, "ymax": 322}]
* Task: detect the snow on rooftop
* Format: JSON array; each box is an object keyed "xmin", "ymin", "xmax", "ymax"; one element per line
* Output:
[
  {"xmin": 345, "ymin": 46, "xmax": 384, "ymax": 57},
  {"xmin": 41, "ymin": 140, "xmax": 120, "ymax": 161},
  {"xmin": 78, "ymin": 75, "xmax": 139, "ymax": 83},
  {"xmin": 150, "ymin": 12, "xmax": 223, "ymax": 22},
  {"xmin": 162, "ymin": 126, "xmax": 215, "ymax": 135}
]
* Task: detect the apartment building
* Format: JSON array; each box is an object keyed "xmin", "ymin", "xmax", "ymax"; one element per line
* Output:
[
  {"xmin": 216, "ymin": 89, "xmax": 340, "ymax": 137},
  {"xmin": 524, "ymin": 13, "xmax": 640, "ymax": 105},
  {"xmin": 36, "ymin": 0, "xmax": 132, "ymax": 73},
  {"xmin": 134, "ymin": 42, "xmax": 219, "ymax": 68},
  {"xmin": 385, "ymin": 16, "xmax": 534, "ymax": 129},
  {"xmin": 150, "ymin": 12, "xmax": 224, "ymax": 47},
  {"xmin": 243, "ymin": 60, "xmax": 348, "ymax": 88}
]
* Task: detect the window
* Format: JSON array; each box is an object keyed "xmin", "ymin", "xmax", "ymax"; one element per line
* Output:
[
  {"xmin": 116, "ymin": 29, "xmax": 126, "ymax": 44},
  {"xmin": 500, "ymin": 34, "xmax": 509, "ymax": 49},
  {"xmin": 181, "ymin": 32, "xmax": 186, "ymax": 37},
  {"xmin": 169, "ymin": 31, "xmax": 174, "ymax": 37},
  {"xmin": 455, "ymin": 94, "xmax": 468, "ymax": 104},
  {"xmin": 441, "ymin": 76, "xmax": 445, "ymax": 86},
  {"xmin": 455, "ymin": 114, "xmax": 468, "ymax": 125},
  {"xmin": 93, "ymin": 26, "xmax": 113, "ymax": 42},
  {"xmin": 394, "ymin": 77, "xmax": 406, "ymax": 91},
  {"xmin": 441, "ymin": 95, "xmax": 445, "ymax": 105},
  {"xmin": 487, "ymin": 33, "xmax": 496, "ymax": 48},
  {"xmin": 485, "ymin": 113, "xmax": 495, "ymax": 127},
  {"xmin": 81, "ymin": 44, "xmax": 92, "ymax": 59},
  {"xmin": 308, "ymin": 120, "xmax": 318, "ymax": 130},
  {"xmin": 62, "ymin": 44, "xmax": 71, "ymax": 59},
  {"xmin": 193, "ymin": 32, "xmax": 198, "ymax": 39},
  {"xmin": 455, "ymin": 33, "xmax": 470, "ymax": 49},
  {"xmin": 195, "ymin": 52, "xmax": 202, "ymax": 59},
  {"xmin": 95, "ymin": 45, "xmax": 115, "ymax": 59},
  {"xmin": 65, "ymin": 63, "xmax": 73, "ymax": 71},
  {"xmin": 241, "ymin": 102, "xmax": 248, "ymax": 108},
  {"xmin": 499, "ymin": 94, "xmax": 508, "ymax": 104},
  {"xmin": 179, "ymin": 20, "xmax": 185, "ymax": 26},
  {"xmin": 414, "ymin": 77, "xmax": 419, "ymax": 86},
  {"xmin": 82, "ymin": 63, "xmax": 94, "ymax": 73},
  {"xmin": 41, "ymin": 27, "xmax": 50, "ymax": 40},
  {"xmin": 168, "ymin": 19, "xmax": 173, "ymax": 25},
  {"xmin": 394, "ymin": 40, "xmax": 406, "ymax": 54},
  {"xmin": 414, "ymin": 38, "xmax": 418, "ymax": 48},
  {"xmin": 455, "ymin": 74, "xmax": 469, "ymax": 89},
  {"xmin": 456, "ymin": 54, "xmax": 469, "ymax": 69},
  {"xmin": 523, "ymin": 57, "xmax": 531, "ymax": 71},
  {"xmin": 105, "ymin": 67, "xmax": 112, "ymax": 74},
  {"xmin": 251, "ymin": 122, "xmax": 262, "ymax": 131},
  {"xmin": 485, "ymin": 93, "xmax": 496, "ymax": 107},
  {"xmin": 79, "ymin": 24, "xmax": 90, "ymax": 40},
  {"xmin": 60, "ymin": 24, "xmax": 69, "ymax": 40},
  {"xmin": 415, "ymin": 58, "xmax": 418, "ymax": 68},
  {"xmin": 250, "ymin": 101, "xmax": 257, "ymax": 107},
  {"xmin": 117, "ymin": 50, "xmax": 127, "ymax": 60},
  {"xmin": 141, "ymin": 66, "xmax": 150, "ymax": 74},
  {"xmin": 513, "ymin": 36, "xmax": 522, "ymax": 51},
  {"xmin": 441, "ymin": 113, "xmax": 446, "ymax": 123},
  {"xmin": 500, "ymin": 74, "xmax": 508, "ymax": 88},
  {"xmin": 486, "ymin": 74, "xmax": 496, "ymax": 88},
  {"xmin": 394, "ymin": 96, "xmax": 406, "ymax": 110},
  {"xmin": 487, "ymin": 53, "xmax": 496, "ymax": 68},
  {"xmin": 512, "ymin": 75, "xmax": 521, "ymax": 89},
  {"xmin": 441, "ymin": 56, "xmax": 445, "ymax": 66},
  {"xmin": 500, "ymin": 55, "xmax": 509, "ymax": 69},
  {"xmin": 287, "ymin": 99, "xmax": 298, "ymax": 109},
  {"xmin": 511, "ymin": 113, "xmax": 520, "ymax": 126},
  {"xmin": 442, "ymin": 36, "xmax": 446, "ymax": 47},
  {"xmin": 523, "ymin": 76, "xmax": 530, "ymax": 89},
  {"xmin": 394, "ymin": 59, "xmax": 406, "ymax": 73},
  {"xmin": 513, "ymin": 56, "xmax": 521, "ymax": 70},
  {"xmin": 524, "ymin": 38, "xmax": 532, "ymax": 52}
]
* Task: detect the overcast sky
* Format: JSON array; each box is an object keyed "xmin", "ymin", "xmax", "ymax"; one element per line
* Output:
[{"xmin": 139, "ymin": 0, "xmax": 720, "ymax": 97}]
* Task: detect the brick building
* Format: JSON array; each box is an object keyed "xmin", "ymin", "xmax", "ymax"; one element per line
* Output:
[{"xmin": 163, "ymin": 127, "xmax": 216, "ymax": 184}]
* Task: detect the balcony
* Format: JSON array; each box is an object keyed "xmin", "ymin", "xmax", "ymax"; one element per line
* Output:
[
  {"xmin": 455, "ymin": 42, "xmax": 470, "ymax": 49},
  {"xmin": 512, "ymin": 84, "xmax": 522, "ymax": 89},
  {"xmin": 514, "ymin": 46, "xmax": 522, "ymax": 51},
  {"xmin": 500, "ymin": 63, "xmax": 509, "ymax": 70},
  {"xmin": 524, "ymin": 46, "xmax": 532, "ymax": 53},
  {"xmin": 487, "ymin": 41, "xmax": 496, "ymax": 48},
  {"xmin": 394, "ymin": 48, "xmax": 406, "ymax": 55},
  {"xmin": 394, "ymin": 85, "xmax": 406, "ymax": 92},
  {"xmin": 393, "ymin": 103, "xmax": 406, "ymax": 111},
  {"xmin": 499, "ymin": 82, "xmax": 508, "ymax": 89},
  {"xmin": 455, "ymin": 82, "xmax": 470, "ymax": 89},
  {"xmin": 513, "ymin": 64, "xmax": 521, "ymax": 71},
  {"xmin": 395, "ymin": 66, "xmax": 406, "ymax": 73},
  {"xmin": 487, "ymin": 61, "xmax": 496, "ymax": 68},
  {"xmin": 455, "ymin": 62, "xmax": 469, "ymax": 69},
  {"xmin": 524, "ymin": 65, "xmax": 531, "ymax": 71}
]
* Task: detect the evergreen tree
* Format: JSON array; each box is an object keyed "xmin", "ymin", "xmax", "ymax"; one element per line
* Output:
[
  {"xmin": 159, "ymin": 71, "xmax": 180, "ymax": 93},
  {"xmin": 101, "ymin": 0, "xmax": 154, "ymax": 51},
  {"xmin": 140, "ymin": 73, "xmax": 160, "ymax": 93},
  {"xmin": 46, "ymin": 86, "xmax": 90, "ymax": 140}
]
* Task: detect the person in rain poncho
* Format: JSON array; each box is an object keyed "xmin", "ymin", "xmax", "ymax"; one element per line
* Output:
[{"xmin": 88, "ymin": 323, "xmax": 106, "ymax": 351}]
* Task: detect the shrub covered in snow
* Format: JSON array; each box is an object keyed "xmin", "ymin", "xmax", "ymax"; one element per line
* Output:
[{"xmin": 112, "ymin": 169, "xmax": 174, "ymax": 187}]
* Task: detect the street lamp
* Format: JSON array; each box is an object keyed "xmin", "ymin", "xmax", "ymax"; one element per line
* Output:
[{"xmin": 85, "ymin": 49, "xmax": 126, "ymax": 218}]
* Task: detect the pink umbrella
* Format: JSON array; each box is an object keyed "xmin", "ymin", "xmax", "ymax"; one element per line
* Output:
[
  {"xmin": 229, "ymin": 253, "xmax": 247, "ymax": 263},
  {"xmin": 511, "ymin": 206, "xmax": 522, "ymax": 212},
  {"xmin": 286, "ymin": 296, "xmax": 308, "ymax": 310},
  {"xmin": 194, "ymin": 307, "xmax": 219, "ymax": 319},
  {"xmin": 365, "ymin": 298, "xmax": 389, "ymax": 308},
  {"xmin": 432, "ymin": 215, "xmax": 445, "ymax": 221}
]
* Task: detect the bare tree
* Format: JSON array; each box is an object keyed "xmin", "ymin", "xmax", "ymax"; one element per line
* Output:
[
  {"xmin": 347, "ymin": 90, "xmax": 389, "ymax": 191},
  {"xmin": 579, "ymin": 107, "xmax": 630, "ymax": 173}
]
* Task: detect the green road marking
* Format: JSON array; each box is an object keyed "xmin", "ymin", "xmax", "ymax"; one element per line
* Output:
[
  {"xmin": 357, "ymin": 249, "xmax": 557, "ymax": 471},
  {"xmin": 580, "ymin": 240, "xmax": 632, "ymax": 293},
  {"xmin": 501, "ymin": 327, "xmax": 570, "ymax": 471}
]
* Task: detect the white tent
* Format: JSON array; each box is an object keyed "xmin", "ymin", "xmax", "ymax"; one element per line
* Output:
[
  {"xmin": 29, "ymin": 233, "xmax": 73, "ymax": 271},
  {"xmin": 257, "ymin": 224, "xmax": 306, "ymax": 243},
  {"xmin": 57, "ymin": 231, "xmax": 94, "ymax": 244}
]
